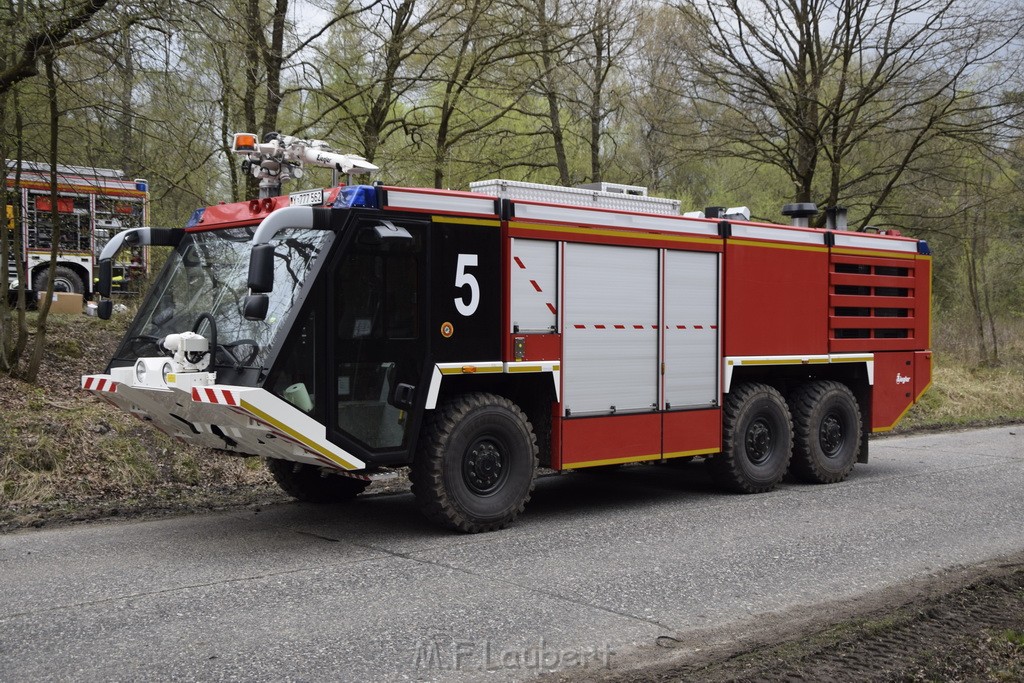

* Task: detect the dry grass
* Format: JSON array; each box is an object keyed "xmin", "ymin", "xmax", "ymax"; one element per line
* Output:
[
  {"xmin": 898, "ymin": 355, "xmax": 1024, "ymax": 431},
  {"xmin": 0, "ymin": 312, "xmax": 282, "ymax": 531},
  {"xmin": 899, "ymin": 310, "xmax": 1024, "ymax": 431}
]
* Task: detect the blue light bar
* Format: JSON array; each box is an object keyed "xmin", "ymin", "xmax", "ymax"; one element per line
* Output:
[
  {"xmin": 185, "ymin": 207, "xmax": 206, "ymax": 228},
  {"xmin": 334, "ymin": 185, "xmax": 378, "ymax": 209}
]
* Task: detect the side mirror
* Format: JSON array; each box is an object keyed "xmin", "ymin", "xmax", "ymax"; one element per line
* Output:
[
  {"xmin": 97, "ymin": 260, "xmax": 113, "ymax": 298},
  {"xmin": 98, "ymin": 299, "xmax": 113, "ymax": 320},
  {"xmin": 248, "ymin": 243, "xmax": 276, "ymax": 293},
  {"xmin": 243, "ymin": 294, "xmax": 270, "ymax": 321}
]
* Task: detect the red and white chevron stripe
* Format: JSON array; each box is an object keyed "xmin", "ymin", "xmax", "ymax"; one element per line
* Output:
[
  {"xmin": 513, "ymin": 255, "xmax": 558, "ymax": 315},
  {"xmin": 83, "ymin": 377, "xmax": 119, "ymax": 393},
  {"xmin": 191, "ymin": 386, "xmax": 238, "ymax": 406},
  {"xmin": 570, "ymin": 323, "xmax": 718, "ymax": 330}
]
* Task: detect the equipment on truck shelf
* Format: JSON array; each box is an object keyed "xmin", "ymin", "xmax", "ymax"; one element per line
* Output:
[
  {"xmin": 4, "ymin": 159, "xmax": 149, "ymax": 298},
  {"xmin": 83, "ymin": 144, "xmax": 932, "ymax": 533}
]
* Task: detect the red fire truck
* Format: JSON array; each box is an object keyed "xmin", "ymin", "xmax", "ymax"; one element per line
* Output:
[
  {"xmin": 83, "ymin": 135, "xmax": 931, "ymax": 532},
  {"xmin": 4, "ymin": 160, "xmax": 149, "ymax": 297}
]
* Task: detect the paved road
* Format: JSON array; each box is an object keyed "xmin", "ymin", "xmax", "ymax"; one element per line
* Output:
[{"xmin": 2, "ymin": 426, "xmax": 1023, "ymax": 682}]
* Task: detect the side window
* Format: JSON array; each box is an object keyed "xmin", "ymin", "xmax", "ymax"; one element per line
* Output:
[
  {"xmin": 337, "ymin": 251, "xmax": 418, "ymax": 341},
  {"xmin": 266, "ymin": 308, "xmax": 321, "ymax": 420}
]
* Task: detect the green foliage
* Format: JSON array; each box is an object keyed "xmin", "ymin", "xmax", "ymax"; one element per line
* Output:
[{"xmin": 3, "ymin": 0, "xmax": 1024, "ymax": 376}]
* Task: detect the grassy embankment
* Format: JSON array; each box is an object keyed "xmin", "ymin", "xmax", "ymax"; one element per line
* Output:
[
  {"xmin": 1, "ymin": 311, "xmax": 1022, "ymax": 531},
  {"xmin": 0, "ymin": 312, "xmax": 279, "ymax": 531}
]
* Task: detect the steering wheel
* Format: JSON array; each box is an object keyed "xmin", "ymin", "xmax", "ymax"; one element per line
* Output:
[{"xmin": 221, "ymin": 339, "xmax": 260, "ymax": 367}]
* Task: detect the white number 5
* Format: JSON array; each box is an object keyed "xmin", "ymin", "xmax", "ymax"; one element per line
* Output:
[{"xmin": 454, "ymin": 254, "xmax": 480, "ymax": 316}]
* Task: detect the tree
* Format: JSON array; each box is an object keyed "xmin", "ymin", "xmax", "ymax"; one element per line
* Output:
[
  {"xmin": 0, "ymin": 0, "xmax": 111, "ymax": 96},
  {"xmin": 414, "ymin": 0, "xmax": 539, "ymax": 188},
  {"xmin": 670, "ymin": 0, "xmax": 1024, "ymax": 225}
]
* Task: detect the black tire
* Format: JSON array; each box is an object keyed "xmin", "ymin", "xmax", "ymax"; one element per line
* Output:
[
  {"xmin": 34, "ymin": 265, "xmax": 84, "ymax": 295},
  {"xmin": 265, "ymin": 458, "xmax": 369, "ymax": 503},
  {"xmin": 410, "ymin": 393, "xmax": 538, "ymax": 533},
  {"xmin": 713, "ymin": 382, "xmax": 793, "ymax": 493},
  {"xmin": 789, "ymin": 381, "xmax": 862, "ymax": 484}
]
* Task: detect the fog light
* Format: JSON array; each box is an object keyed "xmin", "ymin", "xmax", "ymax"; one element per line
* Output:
[
  {"xmin": 162, "ymin": 362, "xmax": 173, "ymax": 384},
  {"xmin": 135, "ymin": 360, "xmax": 147, "ymax": 384}
]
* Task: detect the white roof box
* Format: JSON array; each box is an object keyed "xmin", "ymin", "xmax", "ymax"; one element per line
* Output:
[{"xmin": 470, "ymin": 179, "xmax": 681, "ymax": 216}]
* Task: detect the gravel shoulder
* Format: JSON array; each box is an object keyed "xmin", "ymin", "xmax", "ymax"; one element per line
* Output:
[{"xmin": 563, "ymin": 552, "xmax": 1024, "ymax": 682}]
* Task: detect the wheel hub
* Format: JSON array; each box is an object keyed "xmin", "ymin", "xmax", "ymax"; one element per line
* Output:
[
  {"xmin": 745, "ymin": 417, "xmax": 774, "ymax": 465},
  {"xmin": 463, "ymin": 439, "xmax": 506, "ymax": 494},
  {"xmin": 819, "ymin": 413, "xmax": 844, "ymax": 457}
]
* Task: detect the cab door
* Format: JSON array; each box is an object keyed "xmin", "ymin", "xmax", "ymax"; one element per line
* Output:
[{"xmin": 328, "ymin": 219, "xmax": 427, "ymax": 458}]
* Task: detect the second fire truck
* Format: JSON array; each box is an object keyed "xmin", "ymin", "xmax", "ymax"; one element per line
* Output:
[
  {"xmin": 83, "ymin": 135, "xmax": 931, "ymax": 532},
  {"xmin": 5, "ymin": 160, "xmax": 149, "ymax": 297}
]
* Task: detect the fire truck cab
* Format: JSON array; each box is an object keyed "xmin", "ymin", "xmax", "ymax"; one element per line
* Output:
[{"xmin": 83, "ymin": 151, "xmax": 931, "ymax": 533}]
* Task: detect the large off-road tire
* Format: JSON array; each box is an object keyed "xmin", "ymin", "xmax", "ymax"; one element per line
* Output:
[
  {"xmin": 789, "ymin": 380, "xmax": 862, "ymax": 484},
  {"xmin": 265, "ymin": 458, "xmax": 369, "ymax": 503},
  {"xmin": 713, "ymin": 382, "xmax": 793, "ymax": 493},
  {"xmin": 34, "ymin": 265, "xmax": 84, "ymax": 295},
  {"xmin": 410, "ymin": 393, "xmax": 538, "ymax": 533}
]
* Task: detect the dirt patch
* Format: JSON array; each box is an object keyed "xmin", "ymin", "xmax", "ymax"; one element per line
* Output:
[{"xmin": 577, "ymin": 556, "xmax": 1024, "ymax": 683}]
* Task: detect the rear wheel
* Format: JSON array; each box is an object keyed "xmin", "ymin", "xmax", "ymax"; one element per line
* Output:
[
  {"xmin": 265, "ymin": 458, "xmax": 369, "ymax": 503},
  {"xmin": 713, "ymin": 382, "xmax": 793, "ymax": 493},
  {"xmin": 789, "ymin": 381, "xmax": 861, "ymax": 484},
  {"xmin": 34, "ymin": 265, "xmax": 84, "ymax": 295},
  {"xmin": 411, "ymin": 393, "xmax": 538, "ymax": 533}
]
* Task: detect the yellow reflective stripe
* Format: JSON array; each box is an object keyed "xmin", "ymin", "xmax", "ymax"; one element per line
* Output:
[
  {"xmin": 662, "ymin": 447, "xmax": 720, "ymax": 459},
  {"xmin": 563, "ymin": 453, "xmax": 662, "ymax": 469},
  {"xmin": 563, "ymin": 446, "xmax": 720, "ymax": 469},
  {"xmin": 741, "ymin": 358, "xmax": 828, "ymax": 366},
  {"xmin": 439, "ymin": 363, "xmax": 561, "ymax": 375},
  {"xmin": 507, "ymin": 364, "xmax": 560, "ymax": 373},
  {"xmin": 729, "ymin": 238, "xmax": 827, "ymax": 253},
  {"xmin": 240, "ymin": 400, "xmax": 359, "ymax": 470},
  {"xmin": 730, "ymin": 355, "xmax": 872, "ymax": 367},
  {"xmin": 509, "ymin": 221, "xmax": 719, "ymax": 247},
  {"xmin": 832, "ymin": 247, "xmax": 917, "ymax": 260},
  {"xmin": 433, "ymin": 216, "xmax": 500, "ymax": 227},
  {"xmin": 871, "ymin": 379, "xmax": 933, "ymax": 433},
  {"xmin": 439, "ymin": 366, "xmax": 504, "ymax": 375}
]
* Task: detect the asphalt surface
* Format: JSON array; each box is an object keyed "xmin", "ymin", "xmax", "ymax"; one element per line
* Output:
[{"xmin": 1, "ymin": 426, "xmax": 1023, "ymax": 682}]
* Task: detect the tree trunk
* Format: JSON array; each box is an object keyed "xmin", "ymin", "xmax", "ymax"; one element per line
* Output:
[
  {"xmin": 117, "ymin": 26, "xmax": 134, "ymax": 173},
  {"xmin": 963, "ymin": 231, "xmax": 990, "ymax": 366},
  {"xmin": 26, "ymin": 55, "xmax": 62, "ymax": 382},
  {"xmin": 12, "ymin": 108, "xmax": 29, "ymax": 368},
  {"xmin": 536, "ymin": 0, "xmax": 570, "ymax": 185},
  {"xmin": 242, "ymin": 0, "xmax": 263, "ymax": 199},
  {"xmin": 259, "ymin": 0, "xmax": 288, "ymax": 136}
]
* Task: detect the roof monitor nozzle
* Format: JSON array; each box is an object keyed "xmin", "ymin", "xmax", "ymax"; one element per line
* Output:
[{"xmin": 782, "ymin": 202, "xmax": 818, "ymax": 228}]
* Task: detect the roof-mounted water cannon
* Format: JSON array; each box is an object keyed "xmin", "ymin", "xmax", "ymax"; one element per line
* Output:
[
  {"xmin": 231, "ymin": 133, "xmax": 379, "ymax": 199},
  {"xmin": 782, "ymin": 202, "xmax": 818, "ymax": 228}
]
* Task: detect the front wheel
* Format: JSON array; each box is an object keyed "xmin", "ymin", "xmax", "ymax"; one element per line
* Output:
[
  {"xmin": 411, "ymin": 393, "xmax": 538, "ymax": 533},
  {"xmin": 713, "ymin": 382, "xmax": 793, "ymax": 493},
  {"xmin": 266, "ymin": 458, "xmax": 369, "ymax": 503},
  {"xmin": 789, "ymin": 381, "xmax": 862, "ymax": 484}
]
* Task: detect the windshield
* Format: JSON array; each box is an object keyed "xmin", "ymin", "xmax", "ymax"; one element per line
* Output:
[{"xmin": 117, "ymin": 227, "xmax": 334, "ymax": 369}]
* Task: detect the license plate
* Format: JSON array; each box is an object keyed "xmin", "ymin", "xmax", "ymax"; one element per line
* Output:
[{"xmin": 289, "ymin": 189, "xmax": 324, "ymax": 206}]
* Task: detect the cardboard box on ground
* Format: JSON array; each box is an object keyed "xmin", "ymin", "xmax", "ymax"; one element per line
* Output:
[{"xmin": 38, "ymin": 292, "xmax": 83, "ymax": 315}]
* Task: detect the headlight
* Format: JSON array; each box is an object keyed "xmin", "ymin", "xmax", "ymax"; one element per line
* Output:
[
  {"xmin": 135, "ymin": 360, "xmax": 147, "ymax": 384},
  {"xmin": 162, "ymin": 362, "xmax": 173, "ymax": 384}
]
